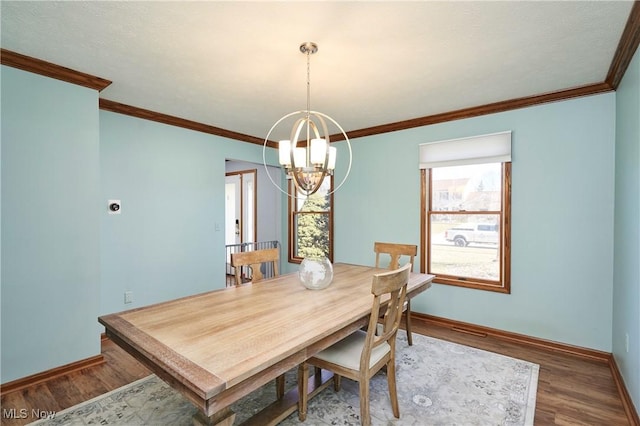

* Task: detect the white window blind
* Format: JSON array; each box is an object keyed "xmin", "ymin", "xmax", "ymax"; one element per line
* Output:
[{"xmin": 419, "ymin": 131, "xmax": 512, "ymax": 169}]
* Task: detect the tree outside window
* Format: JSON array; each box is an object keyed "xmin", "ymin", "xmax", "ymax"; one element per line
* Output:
[{"xmin": 289, "ymin": 176, "xmax": 333, "ymax": 262}]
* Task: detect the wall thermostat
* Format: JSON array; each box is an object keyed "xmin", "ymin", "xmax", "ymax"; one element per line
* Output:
[{"xmin": 108, "ymin": 200, "xmax": 121, "ymax": 214}]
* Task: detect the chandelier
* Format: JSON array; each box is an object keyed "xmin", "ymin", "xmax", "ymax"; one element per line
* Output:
[{"xmin": 264, "ymin": 42, "xmax": 352, "ymax": 198}]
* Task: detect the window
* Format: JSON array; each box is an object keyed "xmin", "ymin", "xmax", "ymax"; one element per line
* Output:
[
  {"xmin": 420, "ymin": 132, "xmax": 511, "ymax": 293},
  {"xmin": 288, "ymin": 176, "xmax": 333, "ymax": 263}
]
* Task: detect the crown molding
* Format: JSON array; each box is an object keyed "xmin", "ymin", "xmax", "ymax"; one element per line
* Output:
[
  {"xmin": 101, "ymin": 82, "xmax": 613, "ymax": 146},
  {"xmin": 330, "ymin": 82, "xmax": 613, "ymax": 142},
  {"xmin": 99, "ymin": 99, "xmax": 271, "ymax": 147},
  {"xmin": 0, "ymin": 48, "xmax": 111, "ymax": 91},
  {"xmin": 606, "ymin": 1, "xmax": 640, "ymax": 89}
]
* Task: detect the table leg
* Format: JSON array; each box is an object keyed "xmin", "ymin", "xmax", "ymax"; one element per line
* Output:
[
  {"xmin": 193, "ymin": 407, "xmax": 236, "ymax": 426},
  {"xmin": 276, "ymin": 374, "xmax": 285, "ymax": 399},
  {"xmin": 297, "ymin": 363, "xmax": 309, "ymax": 421}
]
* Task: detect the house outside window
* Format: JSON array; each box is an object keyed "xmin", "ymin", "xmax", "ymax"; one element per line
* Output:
[
  {"xmin": 288, "ymin": 176, "xmax": 333, "ymax": 263},
  {"xmin": 420, "ymin": 132, "xmax": 512, "ymax": 293}
]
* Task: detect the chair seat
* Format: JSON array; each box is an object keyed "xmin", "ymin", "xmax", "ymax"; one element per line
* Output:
[{"xmin": 313, "ymin": 330, "xmax": 390, "ymax": 371}]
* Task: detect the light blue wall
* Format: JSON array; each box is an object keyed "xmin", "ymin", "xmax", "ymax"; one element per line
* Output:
[
  {"xmin": 0, "ymin": 59, "xmax": 631, "ymax": 396},
  {"xmin": 332, "ymin": 93, "xmax": 616, "ymax": 352},
  {"xmin": 613, "ymin": 47, "xmax": 640, "ymax": 412},
  {"xmin": 1, "ymin": 66, "xmax": 101, "ymax": 383},
  {"xmin": 0, "ymin": 71, "xmax": 279, "ymax": 381},
  {"xmin": 99, "ymin": 111, "xmax": 276, "ymax": 315}
]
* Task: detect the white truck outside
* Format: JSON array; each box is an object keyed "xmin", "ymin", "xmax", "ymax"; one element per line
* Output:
[{"xmin": 444, "ymin": 223, "xmax": 499, "ymax": 247}]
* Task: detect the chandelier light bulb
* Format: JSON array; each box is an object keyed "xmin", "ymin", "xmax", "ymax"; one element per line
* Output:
[
  {"xmin": 310, "ymin": 139, "xmax": 327, "ymax": 166},
  {"xmin": 278, "ymin": 140, "xmax": 291, "ymax": 166}
]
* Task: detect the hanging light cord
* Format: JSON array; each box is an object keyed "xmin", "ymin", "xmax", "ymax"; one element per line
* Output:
[
  {"xmin": 306, "ymin": 47, "xmax": 311, "ymax": 114},
  {"xmin": 305, "ymin": 47, "xmax": 311, "ymax": 146}
]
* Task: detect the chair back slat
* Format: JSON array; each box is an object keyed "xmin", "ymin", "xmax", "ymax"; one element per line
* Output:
[
  {"xmin": 374, "ymin": 242, "xmax": 417, "ymax": 271},
  {"xmin": 230, "ymin": 248, "xmax": 279, "ymax": 286}
]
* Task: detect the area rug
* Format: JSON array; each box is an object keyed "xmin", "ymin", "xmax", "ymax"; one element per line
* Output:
[{"xmin": 30, "ymin": 334, "xmax": 539, "ymax": 425}]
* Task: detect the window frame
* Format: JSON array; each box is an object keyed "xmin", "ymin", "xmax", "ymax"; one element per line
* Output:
[
  {"xmin": 420, "ymin": 162, "xmax": 511, "ymax": 293},
  {"xmin": 287, "ymin": 176, "xmax": 334, "ymax": 264}
]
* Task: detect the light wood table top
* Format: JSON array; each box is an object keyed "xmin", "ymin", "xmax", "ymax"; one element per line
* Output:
[{"xmin": 98, "ymin": 263, "xmax": 434, "ymax": 424}]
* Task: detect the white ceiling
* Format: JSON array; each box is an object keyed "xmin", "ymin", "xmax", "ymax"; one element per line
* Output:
[{"xmin": 1, "ymin": 1, "xmax": 635, "ymax": 142}]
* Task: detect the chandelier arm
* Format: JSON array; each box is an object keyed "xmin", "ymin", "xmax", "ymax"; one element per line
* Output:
[
  {"xmin": 288, "ymin": 117, "xmax": 327, "ymax": 195},
  {"xmin": 315, "ymin": 113, "xmax": 332, "ymax": 170},
  {"xmin": 304, "ymin": 117, "xmax": 328, "ymax": 194},
  {"xmin": 289, "ymin": 117, "xmax": 311, "ymax": 194},
  {"xmin": 308, "ymin": 119, "xmax": 322, "ymax": 140},
  {"xmin": 289, "ymin": 117, "xmax": 307, "ymax": 170},
  {"xmin": 304, "ymin": 118, "xmax": 315, "ymax": 168},
  {"xmin": 312, "ymin": 111, "xmax": 352, "ymax": 196}
]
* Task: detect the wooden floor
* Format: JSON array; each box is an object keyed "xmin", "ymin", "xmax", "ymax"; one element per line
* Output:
[{"xmin": 0, "ymin": 321, "xmax": 633, "ymax": 425}]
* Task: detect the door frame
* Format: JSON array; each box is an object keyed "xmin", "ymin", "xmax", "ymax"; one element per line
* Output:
[{"xmin": 225, "ymin": 169, "xmax": 258, "ymax": 244}]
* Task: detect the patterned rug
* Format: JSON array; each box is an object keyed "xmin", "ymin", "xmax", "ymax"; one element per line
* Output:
[{"xmin": 30, "ymin": 334, "xmax": 539, "ymax": 425}]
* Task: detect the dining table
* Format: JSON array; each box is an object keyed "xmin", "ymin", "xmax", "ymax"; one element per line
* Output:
[{"xmin": 98, "ymin": 262, "xmax": 434, "ymax": 425}]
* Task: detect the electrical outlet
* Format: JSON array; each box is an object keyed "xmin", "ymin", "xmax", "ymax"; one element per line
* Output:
[
  {"xmin": 625, "ymin": 333, "xmax": 629, "ymax": 353},
  {"xmin": 124, "ymin": 291, "xmax": 133, "ymax": 304}
]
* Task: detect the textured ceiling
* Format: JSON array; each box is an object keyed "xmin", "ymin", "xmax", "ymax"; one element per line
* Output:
[{"xmin": 0, "ymin": 1, "xmax": 635, "ymax": 142}]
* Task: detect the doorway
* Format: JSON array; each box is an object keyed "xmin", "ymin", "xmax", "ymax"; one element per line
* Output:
[
  {"xmin": 224, "ymin": 161, "xmax": 282, "ymax": 285},
  {"xmin": 225, "ymin": 169, "xmax": 257, "ymax": 246}
]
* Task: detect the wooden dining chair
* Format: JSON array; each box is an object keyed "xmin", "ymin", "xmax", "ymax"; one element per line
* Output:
[
  {"xmin": 373, "ymin": 242, "xmax": 417, "ymax": 345},
  {"xmin": 297, "ymin": 263, "xmax": 411, "ymax": 426},
  {"xmin": 230, "ymin": 247, "xmax": 285, "ymax": 397},
  {"xmin": 230, "ymin": 247, "xmax": 279, "ymax": 286}
]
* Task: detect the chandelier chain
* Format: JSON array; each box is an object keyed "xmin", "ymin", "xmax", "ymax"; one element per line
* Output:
[
  {"xmin": 306, "ymin": 47, "xmax": 311, "ymax": 143},
  {"xmin": 306, "ymin": 48, "xmax": 311, "ymax": 114}
]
